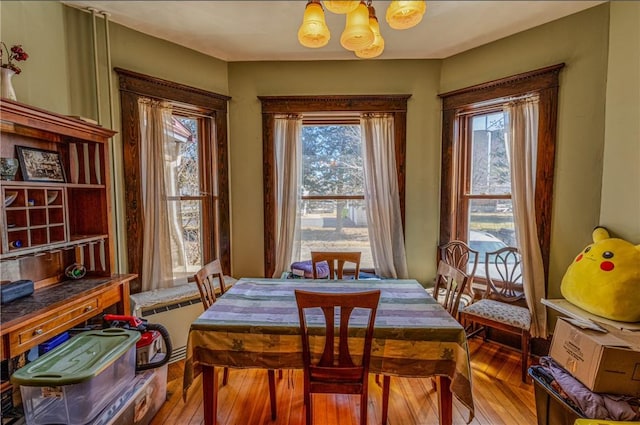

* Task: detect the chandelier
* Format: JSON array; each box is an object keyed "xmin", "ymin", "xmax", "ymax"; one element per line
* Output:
[{"xmin": 298, "ymin": 0, "xmax": 427, "ymax": 59}]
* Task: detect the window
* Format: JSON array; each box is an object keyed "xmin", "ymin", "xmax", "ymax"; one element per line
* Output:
[
  {"xmin": 300, "ymin": 121, "xmax": 373, "ymax": 268},
  {"xmin": 460, "ymin": 110, "xmax": 515, "ymax": 257},
  {"xmin": 260, "ymin": 95, "xmax": 409, "ymax": 277},
  {"xmin": 439, "ymin": 64, "xmax": 563, "ymax": 280},
  {"xmin": 165, "ymin": 113, "xmax": 220, "ymax": 280},
  {"xmin": 116, "ymin": 68, "xmax": 230, "ymax": 293}
]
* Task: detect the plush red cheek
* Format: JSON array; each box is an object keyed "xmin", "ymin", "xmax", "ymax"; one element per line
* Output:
[
  {"xmin": 576, "ymin": 254, "xmax": 583, "ymax": 262},
  {"xmin": 600, "ymin": 261, "xmax": 614, "ymax": 271}
]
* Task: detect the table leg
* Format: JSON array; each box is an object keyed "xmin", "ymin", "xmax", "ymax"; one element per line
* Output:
[
  {"xmin": 268, "ymin": 369, "xmax": 277, "ymax": 420},
  {"xmin": 381, "ymin": 375, "xmax": 391, "ymax": 425},
  {"xmin": 436, "ymin": 376, "xmax": 452, "ymax": 425},
  {"xmin": 203, "ymin": 365, "xmax": 218, "ymax": 425}
]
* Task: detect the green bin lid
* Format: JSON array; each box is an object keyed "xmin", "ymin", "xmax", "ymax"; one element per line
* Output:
[{"xmin": 11, "ymin": 328, "xmax": 140, "ymax": 386}]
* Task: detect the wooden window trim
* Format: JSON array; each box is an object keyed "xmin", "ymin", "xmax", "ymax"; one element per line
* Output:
[
  {"xmin": 438, "ymin": 63, "xmax": 564, "ymax": 280},
  {"xmin": 259, "ymin": 95, "xmax": 410, "ymax": 278},
  {"xmin": 115, "ymin": 68, "xmax": 231, "ymax": 291}
]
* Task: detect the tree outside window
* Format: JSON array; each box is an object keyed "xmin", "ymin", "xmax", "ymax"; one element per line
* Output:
[{"xmin": 299, "ymin": 123, "xmax": 373, "ymax": 268}]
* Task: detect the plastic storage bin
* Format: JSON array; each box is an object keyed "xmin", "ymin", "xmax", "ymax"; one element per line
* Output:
[
  {"xmin": 11, "ymin": 328, "xmax": 140, "ymax": 425},
  {"xmin": 529, "ymin": 366, "xmax": 586, "ymax": 425},
  {"xmin": 90, "ymin": 362, "xmax": 167, "ymax": 425}
]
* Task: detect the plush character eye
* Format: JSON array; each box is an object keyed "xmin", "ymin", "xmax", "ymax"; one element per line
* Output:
[
  {"xmin": 584, "ymin": 246, "xmax": 591, "ymax": 253},
  {"xmin": 602, "ymin": 251, "xmax": 614, "ymax": 259}
]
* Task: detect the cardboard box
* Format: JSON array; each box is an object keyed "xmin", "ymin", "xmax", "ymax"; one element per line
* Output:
[{"xmin": 549, "ymin": 318, "xmax": 640, "ymax": 396}]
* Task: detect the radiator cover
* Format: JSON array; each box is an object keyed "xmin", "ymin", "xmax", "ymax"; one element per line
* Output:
[{"xmin": 137, "ymin": 297, "xmax": 203, "ymax": 363}]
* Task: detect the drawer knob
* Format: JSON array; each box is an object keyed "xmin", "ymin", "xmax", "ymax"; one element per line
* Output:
[
  {"xmin": 84, "ymin": 306, "xmax": 93, "ymax": 312},
  {"xmin": 33, "ymin": 328, "xmax": 43, "ymax": 336}
]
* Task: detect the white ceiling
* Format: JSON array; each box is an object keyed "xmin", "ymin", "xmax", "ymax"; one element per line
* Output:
[{"xmin": 62, "ymin": 1, "xmax": 605, "ymax": 62}]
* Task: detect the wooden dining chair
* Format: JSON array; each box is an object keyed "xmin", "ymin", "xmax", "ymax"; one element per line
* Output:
[
  {"xmin": 310, "ymin": 251, "xmax": 361, "ymax": 279},
  {"xmin": 459, "ymin": 247, "xmax": 532, "ymax": 382},
  {"xmin": 194, "ymin": 259, "xmax": 278, "ymax": 419},
  {"xmin": 380, "ymin": 261, "xmax": 469, "ymax": 424},
  {"xmin": 295, "ymin": 289, "xmax": 381, "ymax": 425},
  {"xmin": 194, "ymin": 259, "xmax": 229, "ymax": 309},
  {"xmin": 432, "ymin": 260, "xmax": 472, "ymax": 318},
  {"xmin": 438, "ymin": 240, "xmax": 479, "ymax": 309}
]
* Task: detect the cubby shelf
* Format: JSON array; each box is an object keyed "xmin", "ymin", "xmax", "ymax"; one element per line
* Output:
[
  {"xmin": 0, "ymin": 99, "xmax": 117, "ymax": 278},
  {"xmin": 2, "ymin": 185, "xmax": 68, "ymax": 253}
]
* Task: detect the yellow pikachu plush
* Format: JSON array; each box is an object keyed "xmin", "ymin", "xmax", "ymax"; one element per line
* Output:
[{"xmin": 561, "ymin": 227, "xmax": 640, "ymax": 322}]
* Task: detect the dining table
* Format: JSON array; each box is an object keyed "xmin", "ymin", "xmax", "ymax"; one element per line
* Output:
[{"xmin": 183, "ymin": 278, "xmax": 475, "ymax": 425}]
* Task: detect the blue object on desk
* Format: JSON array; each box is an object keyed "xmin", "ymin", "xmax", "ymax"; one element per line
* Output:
[
  {"xmin": 38, "ymin": 332, "xmax": 70, "ymax": 356},
  {"xmin": 0, "ymin": 279, "xmax": 34, "ymax": 304}
]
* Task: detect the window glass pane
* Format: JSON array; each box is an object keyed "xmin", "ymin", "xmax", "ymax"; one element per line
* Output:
[
  {"xmin": 302, "ymin": 125, "xmax": 363, "ymax": 196},
  {"xmin": 166, "ymin": 114, "xmax": 207, "ymax": 283},
  {"xmin": 172, "ymin": 199, "xmax": 203, "ymax": 274},
  {"xmin": 468, "ymin": 199, "xmax": 518, "ymax": 281},
  {"xmin": 467, "ymin": 199, "xmax": 515, "ymax": 278},
  {"xmin": 300, "ymin": 200, "xmax": 373, "ymax": 269},
  {"xmin": 167, "ymin": 116, "xmax": 200, "ymax": 197},
  {"xmin": 469, "ymin": 112, "xmax": 510, "ymax": 195}
]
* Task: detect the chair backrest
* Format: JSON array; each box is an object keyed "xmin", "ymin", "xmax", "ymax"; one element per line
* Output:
[
  {"xmin": 311, "ymin": 251, "xmax": 361, "ymax": 279},
  {"xmin": 432, "ymin": 260, "xmax": 470, "ymax": 317},
  {"xmin": 483, "ymin": 247, "xmax": 524, "ymax": 303},
  {"xmin": 294, "ymin": 289, "xmax": 380, "ymax": 390},
  {"xmin": 194, "ymin": 259, "xmax": 227, "ymax": 309},
  {"xmin": 438, "ymin": 240, "xmax": 479, "ymax": 297}
]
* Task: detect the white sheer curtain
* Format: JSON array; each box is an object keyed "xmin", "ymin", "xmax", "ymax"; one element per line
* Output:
[
  {"xmin": 138, "ymin": 98, "xmax": 181, "ymax": 291},
  {"xmin": 360, "ymin": 113, "xmax": 408, "ymax": 278},
  {"xmin": 505, "ymin": 97, "xmax": 547, "ymax": 338},
  {"xmin": 272, "ymin": 114, "xmax": 303, "ymax": 278}
]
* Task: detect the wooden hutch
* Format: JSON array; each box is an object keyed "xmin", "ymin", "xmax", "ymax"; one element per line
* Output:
[{"xmin": 0, "ymin": 100, "xmax": 133, "ymax": 387}]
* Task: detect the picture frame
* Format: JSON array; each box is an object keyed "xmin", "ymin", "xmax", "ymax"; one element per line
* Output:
[{"xmin": 16, "ymin": 146, "xmax": 66, "ymax": 183}]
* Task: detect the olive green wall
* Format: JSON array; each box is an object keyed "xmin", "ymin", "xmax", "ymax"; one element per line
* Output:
[
  {"xmin": 228, "ymin": 5, "xmax": 612, "ymax": 287},
  {"xmin": 440, "ymin": 4, "xmax": 610, "ymax": 297},
  {"xmin": 1, "ymin": 2, "xmax": 229, "ymax": 271},
  {"xmin": 3, "ymin": 2, "xmax": 629, "ymax": 296},
  {"xmin": 80, "ymin": 11, "xmax": 229, "ymax": 272},
  {"xmin": 0, "ymin": 1, "xmax": 69, "ymax": 114},
  {"xmin": 227, "ymin": 60, "xmax": 441, "ymax": 280},
  {"xmin": 600, "ymin": 1, "xmax": 640, "ymax": 242}
]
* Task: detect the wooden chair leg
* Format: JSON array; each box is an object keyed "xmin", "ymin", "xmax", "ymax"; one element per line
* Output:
[
  {"xmin": 360, "ymin": 391, "xmax": 368, "ymax": 425},
  {"xmin": 521, "ymin": 331, "xmax": 530, "ymax": 383},
  {"xmin": 268, "ymin": 369, "xmax": 277, "ymax": 420},
  {"xmin": 222, "ymin": 367, "xmax": 229, "ymax": 386},
  {"xmin": 382, "ymin": 375, "xmax": 391, "ymax": 425},
  {"xmin": 305, "ymin": 391, "xmax": 312, "ymax": 425}
]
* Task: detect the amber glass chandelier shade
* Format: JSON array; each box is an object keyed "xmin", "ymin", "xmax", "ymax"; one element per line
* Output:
[
  {"xmin": 323, "ymin": 1, "xmax": 359, "ymax": 14},
  {"xmin": 386, "ymin": 0, "xmax": 426, "ymax": 30},
  {"xmin": 355, "ymin": 10, "xmax": 384, "ymax": 58},
  {"xmin": 340, "ymin": 1, "xmax": 375, "ymax": 51},
  {"xmin": 298, "ymin": 1, "xmax": 331, "ymax": 48}
]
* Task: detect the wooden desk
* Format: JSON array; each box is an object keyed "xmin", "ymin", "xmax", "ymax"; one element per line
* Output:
[
  {"xmin": 184, "ymin": 278, "xmax": 474, "ymax": 425},
  {"xmin": 0, "ymin": 274, "xmax": 134, "ymax": 361}
]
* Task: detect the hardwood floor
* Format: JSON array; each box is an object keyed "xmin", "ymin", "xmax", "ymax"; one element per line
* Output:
[{"xmin": 150, "ymin": 339, "xmax": 537, "ymax": 425}]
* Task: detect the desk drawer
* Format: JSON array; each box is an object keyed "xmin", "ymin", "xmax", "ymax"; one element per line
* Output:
[{"xmin": 9, "ymin": 298, "xmax": 99, "ymax": 355}]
